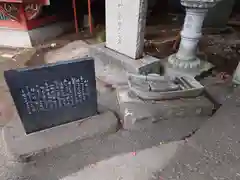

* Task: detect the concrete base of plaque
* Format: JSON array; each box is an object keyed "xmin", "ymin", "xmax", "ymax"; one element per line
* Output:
[{"xmin": 2, "ymin": 111, "xmax": 118, "ymax": 162}]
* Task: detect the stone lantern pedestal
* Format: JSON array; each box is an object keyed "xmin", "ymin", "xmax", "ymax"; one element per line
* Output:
[{"xmin": 167, "ymin": 0, "xmax": 222, "ymax": 77}]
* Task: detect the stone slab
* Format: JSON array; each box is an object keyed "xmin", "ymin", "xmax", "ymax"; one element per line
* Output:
[
  {"xmin": 128, "ymin": 74, "xmax": 205, "ymax": 100},
  {"xmin": 45, "ymin": 40, "xmax": 90, "ymax": 64},
  {"xmin": 2, "ymin": 111, "xmax": 118, "ymax": 162},
  {"xmin": 116, "ymin": 86, "xmax": 214, "ymax": 130},
  {"xmin": 105, "ymin": 0, "xmax": 147, "ymax": 59},
  {"xmin": 90, "ymin": 44, "xmax": 212, "ymax": 87},
  {"xmin": 89, "ymin": 43, "xmax": 160, "ymax": 86},
  {"xmin": 4, "ymin": 58, "xmax": 97, "ymax": 134},
  {"xmin": 90, "ymin": 43, "xmax": 160, "ymax": 73}
]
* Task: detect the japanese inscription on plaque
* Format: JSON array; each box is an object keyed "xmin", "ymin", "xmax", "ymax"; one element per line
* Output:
[
  {"xmin": 117, "ymin": 0, "xmax": 123, "ymax": 45},
  {"xmin": 4, "ymin": 57, "xmax": 97, "ymax": 134}
]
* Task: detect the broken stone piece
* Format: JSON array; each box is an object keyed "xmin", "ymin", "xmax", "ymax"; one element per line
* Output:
[
  {"xmin": 128, "ymin": 73, "xmax": 204, "ymax": 100},
  {"xmin": 128, "ymin": 73, "xmax": 180, "ymax": 92}
]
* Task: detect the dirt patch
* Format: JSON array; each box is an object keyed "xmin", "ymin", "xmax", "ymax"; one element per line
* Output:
[{"xmin": 145, "ymin": 26, "xmax": 240, "ymax": 76}]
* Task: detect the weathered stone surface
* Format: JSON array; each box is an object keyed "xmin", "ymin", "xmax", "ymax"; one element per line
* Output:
[
  {"xmin": 90, "ymin": 43, "xmax": 160, "ymax": 73},
  {"xmin": 117, "ymin": 86, "xmax": 213, "ymax": 130},
  {"xmin": 45, "ymin": 40, "xmax": 90, "ymax": 64},
  {"xmin": 90, "ymin": 43, "xmax": 160, "ymax": 86},
  {"xmin": 0, "ymin": 49, "xmax": 36, "ymax": 127},
  {"xmin": 2, "ymin": 111, "xmax": 119, "ymax": 162},
  {"xmin": 151, "ymin": 88, "xmax": 240, "ymax": 180},
  {"xmin": 189, "ymin": 88, "xmax": 240, "ymax": 166},
  {"xmin": 209, "ymin": 163, "xmax": 240, "ymax": 180},
  {"xmin": 128, "ymin": 73, "xmax": 205, "ymax": 100},
  {"xmin": 151, "ymin": 144, "xmax": 217, "ymax": 180},
  {"xmin": 0, "ymin": 89, "xmax": 15, "ymax": 127},
  {"xmin": 105, "ymin": 0, "xmax": 147, "ymax": 59},
  {"xmin": 96, "ymin": 79, "xmax": 120, "ymax": 115},
  {"xmin": 200, "ymin": 76, "xmax": 236, "ymax": 105}
]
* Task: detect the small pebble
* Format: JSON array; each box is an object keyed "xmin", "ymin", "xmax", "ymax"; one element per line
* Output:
[{"xmin": 50, "ymin": 43, "xmax": 57, "ymax": 48}]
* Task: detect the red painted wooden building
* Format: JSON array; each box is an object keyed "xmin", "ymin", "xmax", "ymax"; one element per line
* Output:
[{"xmin": 0, "ymin": 0, "xmax": 78, "ymax": 47}]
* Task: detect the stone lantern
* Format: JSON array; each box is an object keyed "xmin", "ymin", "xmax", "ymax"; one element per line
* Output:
[{"xmin": 168, "ymin": 0, "xmax": 222, "ymax": 77}]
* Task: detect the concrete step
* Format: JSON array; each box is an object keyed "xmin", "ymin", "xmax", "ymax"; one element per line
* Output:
[
  {"xmin": 151, "ymin": 143, "xmax": 240, "ymax": 180},
  {"xmin": 188, "ymin": 87, "xmax": 240, "ymax": 166},
  {"xmin": 60, "ymin": 142, "xmax": 182, "ymax": 180},
  {"xmin": 2, "ymin": 111, "xmax": 119, "ymax": 162},
  {"xmin": 1, "ymin": 117, "xmax": 210, "ymax": 179},
  {"xmin": 151, "ymin": 87, "xmax": 240, "ymax": 180}
]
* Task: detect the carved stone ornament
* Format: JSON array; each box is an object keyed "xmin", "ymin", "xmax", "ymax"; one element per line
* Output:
[{"xmin": 181, "ymin": 0, "xmax": 223, "ymax": 9}]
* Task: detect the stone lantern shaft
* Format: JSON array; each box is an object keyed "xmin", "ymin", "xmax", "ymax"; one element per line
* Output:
[
  {"xmin": 168, "ymin": 0, "xmax": 222, "ymax": 77},
  {"xmin": 176, "ymin": 8, "xmax": 207, "ymax": 63}
]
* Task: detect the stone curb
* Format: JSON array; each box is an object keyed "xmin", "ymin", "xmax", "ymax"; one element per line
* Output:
[{"xmin": 2, "ymin": 111, "xmax": 119, "ymax": 162}]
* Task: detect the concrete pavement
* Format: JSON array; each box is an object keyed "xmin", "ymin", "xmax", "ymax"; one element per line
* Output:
[{"xmin": 0, "ymin": 40, "xmax": 240, "ymax": 179}]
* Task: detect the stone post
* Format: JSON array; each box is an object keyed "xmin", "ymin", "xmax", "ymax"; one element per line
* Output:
[
  {"xmin": 168, "ymin": 0, "xmax": 222, "ymax": 76},
  {"xmin": 105, "ymin": 0, "xmax": 148, "ymax": 59},
  {"xmin": 233, "ymin": 62, "xmax": 240, "ymax": 85}
]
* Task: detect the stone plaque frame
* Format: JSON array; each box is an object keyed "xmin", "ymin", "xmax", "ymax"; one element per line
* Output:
[{"xmin": 4, "ymin": 57, "xmax": 97, "ymax": 134}]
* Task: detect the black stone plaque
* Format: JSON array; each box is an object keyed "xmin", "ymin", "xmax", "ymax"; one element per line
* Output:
[{"xmin": 4, "ymin": 57, "xmax": 97, "ymax": 134}]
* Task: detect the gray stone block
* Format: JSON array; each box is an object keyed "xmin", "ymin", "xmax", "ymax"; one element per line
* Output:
[
  {"xmin": 105, "ymin": 0, "xmax": 147, "ymax": 59},
  {"xmin": 89, "ymin": 43, "xmax": 160, "ymax": 86},
  {"xmin": 45, "ymin": 40, "xmax": 90, "ymax": 64},
  {"xmin": 2, "ymin": 111, "xmax": 118, "ymax": 162},
  {"xmin": 116, "ymin": 86, "xmax": 213, "ymax": 130}
]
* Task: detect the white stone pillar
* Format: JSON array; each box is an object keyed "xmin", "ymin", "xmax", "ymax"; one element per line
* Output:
[
  {"xmin": 168, "ymin": 0, "xmax": 222, "ymax": 76},
  {"xmin": 233, "ymin": 62, "xmax": 240, "ymax": 84},
  {"xmin": 105, "ymin": 0, "xmax": 148, "ymax": 59}
]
